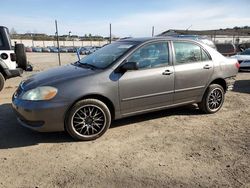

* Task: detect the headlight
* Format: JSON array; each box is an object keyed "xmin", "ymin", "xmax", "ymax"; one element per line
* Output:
[{"xmin": 21, "ymin": 86, "xmax": 58, "ymax": 101}]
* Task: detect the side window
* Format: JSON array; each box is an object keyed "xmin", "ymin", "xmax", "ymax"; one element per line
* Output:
[
  {"xmin": 173, "ymin": 42, "xmax": 202, "ymax": 64},
  {"xmin": 128, "ymin": 42, "xmax": 169, "ymax": 69}
]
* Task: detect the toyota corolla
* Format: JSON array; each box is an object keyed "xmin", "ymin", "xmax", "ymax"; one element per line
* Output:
[{"xmin": 12, "ymin": 37, "xmax": 239, "ymax": 141}]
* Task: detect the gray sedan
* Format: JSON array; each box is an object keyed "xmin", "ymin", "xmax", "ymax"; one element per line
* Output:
[{"xmin": 12, "ymin": 37, "xmax": 239, "ymax": 141}]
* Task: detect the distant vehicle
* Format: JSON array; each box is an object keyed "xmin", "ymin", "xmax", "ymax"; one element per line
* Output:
[
  {"xmin": 32, "ymin": 47, "xmax": 42, "ymax": 52},
  {"xmin": 0, "ymin": 26, "xmax": 32, "ymax": 92},
  {"xmin": 88, "ymin": 47, "xmax": 97, "ymax": 54},
  {"xmin": 59, "ymin": 47, "xmax": 68, "ymax": 53},
  {"xmin": 237, "ymin": 43, "xmax": 250, "ymax": 52},
  {"xmin": 231, "ymin": 48, "xmax": 250, "ymax": 71},
  {"xmin": 25, "ymin": 47, "xmax": 33, "ymax": 52},
  {"xmin": 67, "ymin": 47, "xmax": 77, "ymax": 53},
  {"xmin": 215, "ymin": 43, "xmax": 237, "ymax": 56},
  {"xmin": 231, "ymin": 48, "xmax": 250, "ymax": 63},
  {"xmin": 238, "ymin": 60, "xmax": 250, "ymax": 71},
  {"xmin": 13, "ymin": 37, "xmax": 239, "ymax": 141},
  {"xmin": 42, "ymin": 47, "xmax": 50, "ymax": 53},
  {"xmin": 49, "ymin": 47, "xmax": 59, "ymax": 53},
  {"xmin": 95, "ymin": 46, "xmax": 102, "ymax": 51},
  {"xmin": 79, "ymin": 47, "xmax": 91, "ymax": 55}
]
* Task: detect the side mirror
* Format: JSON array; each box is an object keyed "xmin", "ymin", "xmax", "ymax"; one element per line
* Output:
[{"xmin": 120, "ymin": 61, "xmax": 138, "ymax": 71}]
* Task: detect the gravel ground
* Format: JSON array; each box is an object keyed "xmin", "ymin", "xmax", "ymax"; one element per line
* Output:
[{"xmin": 0, "ymin": 53, "xmax": 249, "ymax": 188}]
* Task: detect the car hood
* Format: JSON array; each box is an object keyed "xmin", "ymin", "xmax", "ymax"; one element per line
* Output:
[{"xmin": 22, "ymin": 64, "xmax": 97, "ymax": 90}]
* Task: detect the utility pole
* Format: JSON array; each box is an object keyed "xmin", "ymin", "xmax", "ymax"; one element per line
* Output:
[
  {"xmin": 55, "ymin": 20, "xmax": 61, "ymax": 66},
  {"xmin": 109, "ymin": 23, "xmax": 112, "ymax": 44},
  {"xmin": 152, "ymin": 26, "xmax": 155, "ymax": 37}
]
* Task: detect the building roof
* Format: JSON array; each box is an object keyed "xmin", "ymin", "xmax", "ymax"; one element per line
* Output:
[{"xmin": 159, "ymin": 29, "xmax": 250, "ymax": 36}]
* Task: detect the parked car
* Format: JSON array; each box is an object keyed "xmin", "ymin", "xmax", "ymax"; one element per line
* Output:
[
  {"xmin": 95, "ymin": 46, "xmax": 102, "ymax": 51},
  {"xmin": 49, "ymin": 47, "xmax": 59, "ymax": 53},
  {"xmin": 25, "ymin": 47, "xmax": 33, "ymax": 52},
  {"xmin": 12, "ymin": 37, "xmax": 239, "ymax": 141},
  {"xmin": 238, "ymin": 60, "xmax": 250, "ymax": 71},
  {"xmin": 79, "ymin": 47, "xmax": 90, "ymax": 55},
  {"xmin": 42, "ymin": 47, "xmax": 51, "ymax": 53},
  {"xmin": 59, "ymin": 47, "xmax": 68, "ymax": 53},
  {"xmin": 67, "ymin": 47, "xmax": 77, "ymax": 53},
  {"xmin": 32, "ymin": 47, "xmax": 42, "ymax": 52},
  {"xmin": 215, "ymin": 43, "xmax": 237, "ymax": 56},
  {"xmin": 237, "ymin": 43, "xmax": 250, "ymax": 52},
  {"xmin": 231, "ymin": 48, "xmax": 250, "ymax": 63},
  {"xmin": 231, "ymin": 48, "xmax": 250, "ymax": 71}
]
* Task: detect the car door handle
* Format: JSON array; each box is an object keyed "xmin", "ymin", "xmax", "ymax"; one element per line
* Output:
[
  {"xmin": 203, "ymin": 64, "xmax": 212, "ymax": 69},
  {"xmin": 162, "ymin": 70, "xmax": 173, "ymax": 75}
]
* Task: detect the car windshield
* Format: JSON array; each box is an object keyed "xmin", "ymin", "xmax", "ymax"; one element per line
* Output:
[
  {"xmin": 240, "ymin": 49, "xmax": 250, "ymax": 55},
  {"xmin": 79, "ymin": 41, "xmax": 137, "ymax": 69}
]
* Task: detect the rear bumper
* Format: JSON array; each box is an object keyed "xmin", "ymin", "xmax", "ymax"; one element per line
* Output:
[{"xmin": 225, "ymin": 76, "xmax": 236, "ymax": 91}]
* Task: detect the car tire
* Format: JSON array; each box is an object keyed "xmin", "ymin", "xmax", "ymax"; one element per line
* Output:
[
  {"xmin": 65, "ymin": 99, "xmax": 111, "ymax": 141},
  {"xmin": 15, "ymin": 44, "xmax": 28, "ymax": 70},
  {"xmin": 0, "ymin": 73, "xmax": 5, "ymax": 92},
  {"xmin": 198, "ymin": 84, "xmax": 225, "ymax": 114}
]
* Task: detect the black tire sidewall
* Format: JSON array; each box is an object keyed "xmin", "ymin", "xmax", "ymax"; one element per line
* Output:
[
  {"xmin": 65, "ymin": 99, "xmax": 111, "ymax": 141},
  {"xmin": 0, "ymin": 73, "xmax": 5, "ymax": 92}
]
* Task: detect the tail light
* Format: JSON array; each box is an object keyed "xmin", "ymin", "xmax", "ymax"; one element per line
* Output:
[
  {"xmin": 10, "ymin": 53, "xmax": 16, "ymax": 61},
  {"xmin": 235, "ymin": 61, "xmax": 240, "ymax": 69}
]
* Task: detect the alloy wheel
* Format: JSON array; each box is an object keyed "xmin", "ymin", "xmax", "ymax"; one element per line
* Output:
[{"xmin": 71, "ymin": 105, "xmax": 106, "ymax": 137}]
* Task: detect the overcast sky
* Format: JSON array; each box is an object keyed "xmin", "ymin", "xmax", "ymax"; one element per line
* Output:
[{"xmin": 1, "ymin": 0, "xmax": 250, "ymax": 37}]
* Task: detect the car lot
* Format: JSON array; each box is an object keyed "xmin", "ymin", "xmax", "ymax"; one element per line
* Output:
[{"xmin": 0, "ymin": 53, "xmax": 249, "ymax": 187}]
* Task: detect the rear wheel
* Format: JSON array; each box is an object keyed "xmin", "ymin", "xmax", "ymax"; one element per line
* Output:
[
  {"xmin": 65, "ymin": 99, "xmax": 111, "ymax": 141},
  {"xmin": 0, "ymin": 73, "xmax": 5, "ymax": 92},
  {"xmin": 198, "ymin": 84, "xmax": 225, "ymax": 114}
]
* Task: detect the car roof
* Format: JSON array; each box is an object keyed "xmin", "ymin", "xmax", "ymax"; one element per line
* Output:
[{"xmin": 119, "ymin": 36, "xmax": 199, "ymax": 43}]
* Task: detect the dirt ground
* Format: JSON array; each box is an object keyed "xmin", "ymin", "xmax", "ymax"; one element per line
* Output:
[{"xmin": 0, "ymin": 53, "xmax": 249, "ymax": 188}]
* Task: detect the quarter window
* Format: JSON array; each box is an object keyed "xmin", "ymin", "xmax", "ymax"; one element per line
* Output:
[
  {"xmin": 173, "ymin": 42, "xmax": 210, "ymax": 64},
  {"xmin": 201, "ymin": 49, "xmax": 210, "ymax": 61},
  {"xmin": 128, "ymin": 42, "xmax": 169, "ymax": 69}
]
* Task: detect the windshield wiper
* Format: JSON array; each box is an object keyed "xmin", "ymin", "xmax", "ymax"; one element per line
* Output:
[{"xmin": 74, "ymin": 61, "xmax": 98, "ymax": 69}]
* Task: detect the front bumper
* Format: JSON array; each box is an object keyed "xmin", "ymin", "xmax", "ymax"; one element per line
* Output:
[
  {"xmin": 12, "ymin": 97, "xmax": 69, "ymax": 132},
  {"xmin": 5, "ymin": 68, "xmax": 23, "ymax": 79}
]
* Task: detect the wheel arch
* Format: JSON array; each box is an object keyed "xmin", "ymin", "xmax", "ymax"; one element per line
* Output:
[
  {"xmin": 65, "ymin": 94, "xmax": 116, "ymax": 121},
  {"xmin": 209, "ymin": 78, "xmax": 227, "ymax": 92}
]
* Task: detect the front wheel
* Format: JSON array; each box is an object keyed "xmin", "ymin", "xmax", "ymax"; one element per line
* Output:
[
  {"xmin": 65, "ymin": 99, "xmax": 111, "ymax": 141},
  {"xmin": 198, "ymin": 84, "xmax": 225, "ymax": 114}
]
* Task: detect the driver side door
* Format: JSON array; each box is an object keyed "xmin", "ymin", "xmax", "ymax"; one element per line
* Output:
[{"xmin": 118, "ymin": 41, "xmax": 175, "ymax": 116}]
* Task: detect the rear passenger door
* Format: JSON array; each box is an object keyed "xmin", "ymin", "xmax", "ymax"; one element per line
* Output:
[{"xmin": 172, "ymin": 41, "xmax": 213, "ymax": 104}]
